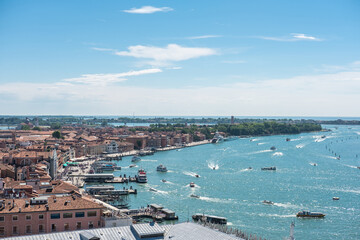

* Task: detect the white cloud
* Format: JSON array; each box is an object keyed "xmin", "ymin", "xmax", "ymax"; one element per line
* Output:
[
  {"xmin": 63, "ymin": 68, "xmax": 162, "ymax": 85},
  {"xmin": 115, "ymin": 44, "xmax": 217, "ymax": 66},
  {"xmin": 123, "ymin": 6, "xmax": 173, "ymax": 14},
  {"xmin": 188, "ymin": 35, "xmax": 222, "ymax": 40},
  {"xmin": 258, "ymin": 33, "xmax": 322, "ymax": 42},
  {"xmin": 1, "ymin": 71, "xmax": 360, "ymax": 116}
]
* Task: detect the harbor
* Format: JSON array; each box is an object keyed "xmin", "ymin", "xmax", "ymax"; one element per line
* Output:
[{"xmin": 59, "ymin": 125, "xmax": 360, "ymax": 239}]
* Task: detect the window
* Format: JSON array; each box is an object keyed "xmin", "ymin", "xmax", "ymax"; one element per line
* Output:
[
  {"xmin": 87, "ymin": 211, "xmax": 97, "ymax": 217},
  {"xmin": 26, "ymin": 225, "xmax": 31, "ymax": 234},
  {"xmin": 75, "ymin": 212, "xmax": 84, "ymax": 218},
  {"xmin": 64, "ymin": 223, "xmax": 70, "ymax": 231},
  {"xmin": 0, "ymin": 216, "xmax": 4, "ymax": 221},
  {"xmin": 39, "ymin": 214, "xmax": 44, "ymax": 220},
  {"xmin": 63, "ymin": 213, "xmax": 73, "ymax": 218},
  {"xmin": 50, "ymin": 213, "xmax": 60, "ymax": 219},
  {"xmin": 12, "ymin": 226, "xmax": 18, "ymax": 235},
  {"xmin": 39, "ymin": 225, "xmax": 44, "ymax": 233},
  {"xmin": 12, "ymin": 215, "xmax": 18, "ymax": 221},
  {"xmin": 0, "ymin": 226, "xmax": 5, "ymax": 236},
  {"xmin": 112, "ymin": 222, "xmax": 116, "ymax": 227},
  {"xmin": 26, "ymin": 215, "xmax": 31, "ymax": 220},
  {"xmin": 76, "ymin": 222, "xmax": 81, "ymax": 230},
  {"xmin": 51, "ymin": 224, "xmax": 56, "ymax": 232},
  {"xmin": 88, "ymin": 221, "xmax": 94, "ymax": 229}
]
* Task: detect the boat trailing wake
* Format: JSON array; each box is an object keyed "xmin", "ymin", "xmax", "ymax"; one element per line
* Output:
[
  {"xmin": 296, "ymin": 143, "xmax": 306, "ymax": 148},
  {"xmin": 142, "ymin": 159, "xmax": 158, "ymax": 162},
  {"xmin": 183, "ymin": 171, "xmax": 199, "ymax": 177},
  {"xmin": 257, "ymin": 142, "xmax": 266, "ymax": 145},
  {"xmin": 272, "ymin": 152, "xmax": 283, "ymax": 157},
  {"xmin": 207, "ymin": 162, "xmax": 219, "ymax": 170}
]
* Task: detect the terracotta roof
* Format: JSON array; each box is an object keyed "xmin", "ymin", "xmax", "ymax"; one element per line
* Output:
[{"xmin": 0, "ymin": 195, "xmax": 104, "ymax": 214}]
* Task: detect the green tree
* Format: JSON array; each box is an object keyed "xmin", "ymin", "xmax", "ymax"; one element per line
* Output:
[
  {"xmin": 52, "ymin": 130, "xmax": 62, "ymax": 139},
  {"xmin": 21, "ymin": 125, "xmax": 31, "ymax": 130}
]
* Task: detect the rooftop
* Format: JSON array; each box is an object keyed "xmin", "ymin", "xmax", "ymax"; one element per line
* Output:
[{"xmin": 2, "ymin": 222, "xmax": 244, "ymax": 240}]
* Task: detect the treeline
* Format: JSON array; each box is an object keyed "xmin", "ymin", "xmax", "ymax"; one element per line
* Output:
[{"xmin": 144, "ymin": 122, "xmax": 322, "ymax": 139}]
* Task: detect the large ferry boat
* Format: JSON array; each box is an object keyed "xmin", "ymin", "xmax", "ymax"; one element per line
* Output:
[
  {"xmin": 296, "ymin": 211, "xmax": 325, "ymax": 218},
  {"xmin": 136, "ymin": 168, "xmax": 148, "ymax": 183}
]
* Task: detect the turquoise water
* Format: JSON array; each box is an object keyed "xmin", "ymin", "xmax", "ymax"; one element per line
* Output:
[{"xmin": 89, "ymin": 125, "xmax": 360, "ymax": 239}]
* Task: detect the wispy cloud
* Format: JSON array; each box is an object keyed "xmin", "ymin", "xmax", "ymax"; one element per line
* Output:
[
  {"xmin": 187, "ymin": 35, "xmax": 222, "ymax": 40},
  {"xmin": 115, "ymin": 44, "xmax": 217, "ymax": 66},
  {"xmin": 91, "ymin": 47, "xmax": 116, "ymax": 52},
  {"xmin": 1, "ymin": 71, "xmax": 360, "ymax": 116},
  {"xmin": 63, "ymin": 68, "xmax": 162, "ymax": 85},
  {"xmin": 123, "ymin": 6, "xmax": 173, "ymax": 14},
  {"xmin": 258, "ymin": 33, "xmax": 322, "ymax": 42}
]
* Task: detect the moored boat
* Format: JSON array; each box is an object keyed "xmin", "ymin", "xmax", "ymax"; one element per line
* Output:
[{"xmin": 296, "ymin": 211, "xmax": 325, "ymax": 218}]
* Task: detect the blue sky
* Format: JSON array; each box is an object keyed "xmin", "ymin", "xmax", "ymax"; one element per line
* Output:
[{"xmin": 1, "ymin": 0, "xmax": 359, "ymax": 116}]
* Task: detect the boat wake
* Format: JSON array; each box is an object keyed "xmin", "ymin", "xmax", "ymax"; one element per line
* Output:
[
  {"xmin": 207, "ymin": 162, "xmax": 219, "ymax": 170},
  {"xmin": 257, "ymin": 142, "xmax": 266, "ymax": 145},
  {"xmin": 183, "ymin": 171, "xmax": 199, "ymax": 177},
  {"xmin": 248, "ymin": 149, "xmax": 273, "ymax": 155},
  {"xmin": 356, "ymin": 132, "xmax": 360, "ymax": 135},
  {"xmin": 257, "ymin": 213, "xmax": 296, "ymax": 218},
  {"xmin": 343, "ymin": 164, "xmax": 358, "ymax": 169},
  {"xmin": 272, "ymin": 152, "xmax": 283, "ymax": 157},
  {"xmin": 290, "ymin": 137, "xmax": 302, "ymax": 141},
  {"xmin": 142, "ymin": 159, "xmax": 158, "ymax": 162},
  {"xmin": 314, "ymin": 137, "xmax": 326, "ymax": 142},
  {"xmin": 199, "ymin": 196, "xmax": 232, "ymax": 203},
  {"xmin": 239, "ymin": 168, "xmax": 252, "ymax": 172},
  {"xmin": 296, "ymin": 143, "xmax": 306, "ymax": 149},
  {"xmin": 273, "ymin": 202, "xmax": 301, "ymax": 209}
]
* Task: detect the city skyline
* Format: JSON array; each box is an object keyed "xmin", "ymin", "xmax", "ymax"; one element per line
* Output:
[{"xmin": 1, "ymin": 0, "xmax": 360, "ymax": 116}]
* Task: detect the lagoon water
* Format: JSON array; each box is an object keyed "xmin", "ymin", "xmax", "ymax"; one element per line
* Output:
[{"xmin": 89, "ymin": 125, "xmax": 360, "ymax": 239}]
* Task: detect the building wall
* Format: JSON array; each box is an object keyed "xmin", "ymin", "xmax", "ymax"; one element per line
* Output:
[{"xmin": 0, "ymin": 209, "xmax": 103, "ymax": 237}]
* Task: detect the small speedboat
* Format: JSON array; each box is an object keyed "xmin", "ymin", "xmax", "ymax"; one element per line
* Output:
[
  {"xmin": 286, "ymin": 138, "xmax": 291, "ymax": 142},
  {"xmin": 357, "ymin": 166, "xmax": 360, "ymax": 169},
  {"xmin": 310, "ymin": 163, "xmax": 317, "ymax": 166},
  {"xmin": 131, "ymin": 156, "xmax": 141, "ymax": 162},
  {"xmin": 212, "ymin": 167, "xmax": 216, "ymax": 170},
  {"xmin": 129, "ymin": 164, "xmax": 136, "ymax": 168},
  {"xmin": 149, "ymin": 187, "xmax": 157, "ymax": 192},
  {"xmin": 248, "ymin": 167, "xmax": 252, "ymax": 170},
  {"xmin": 195, "ymin": 174, "xmax": 200, "ymax": 178},
  {"xmin": 261, "ymin": 166, "xmax": 276, "ymax": 171},
  {"xmin": 190, "ymin": 182, "xmax": 195, "ymax": 188},
  {"xmin": 332, "ymin": 197, "xmax": 340, "ymax": 200},
  {"xmin": 270, "ymin": 146, "xmax": 276, "ymax": 151},
  {"xmin": 161, "ymin": 179, "xmax": 167, "ymax": 183},
  {"xmin": 262, "ymin": 200, "xmax": 274, "ymax": 205},
  {"xmin": 190, "ymin": 194, "xmax": 200, "ymax": 198}
]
